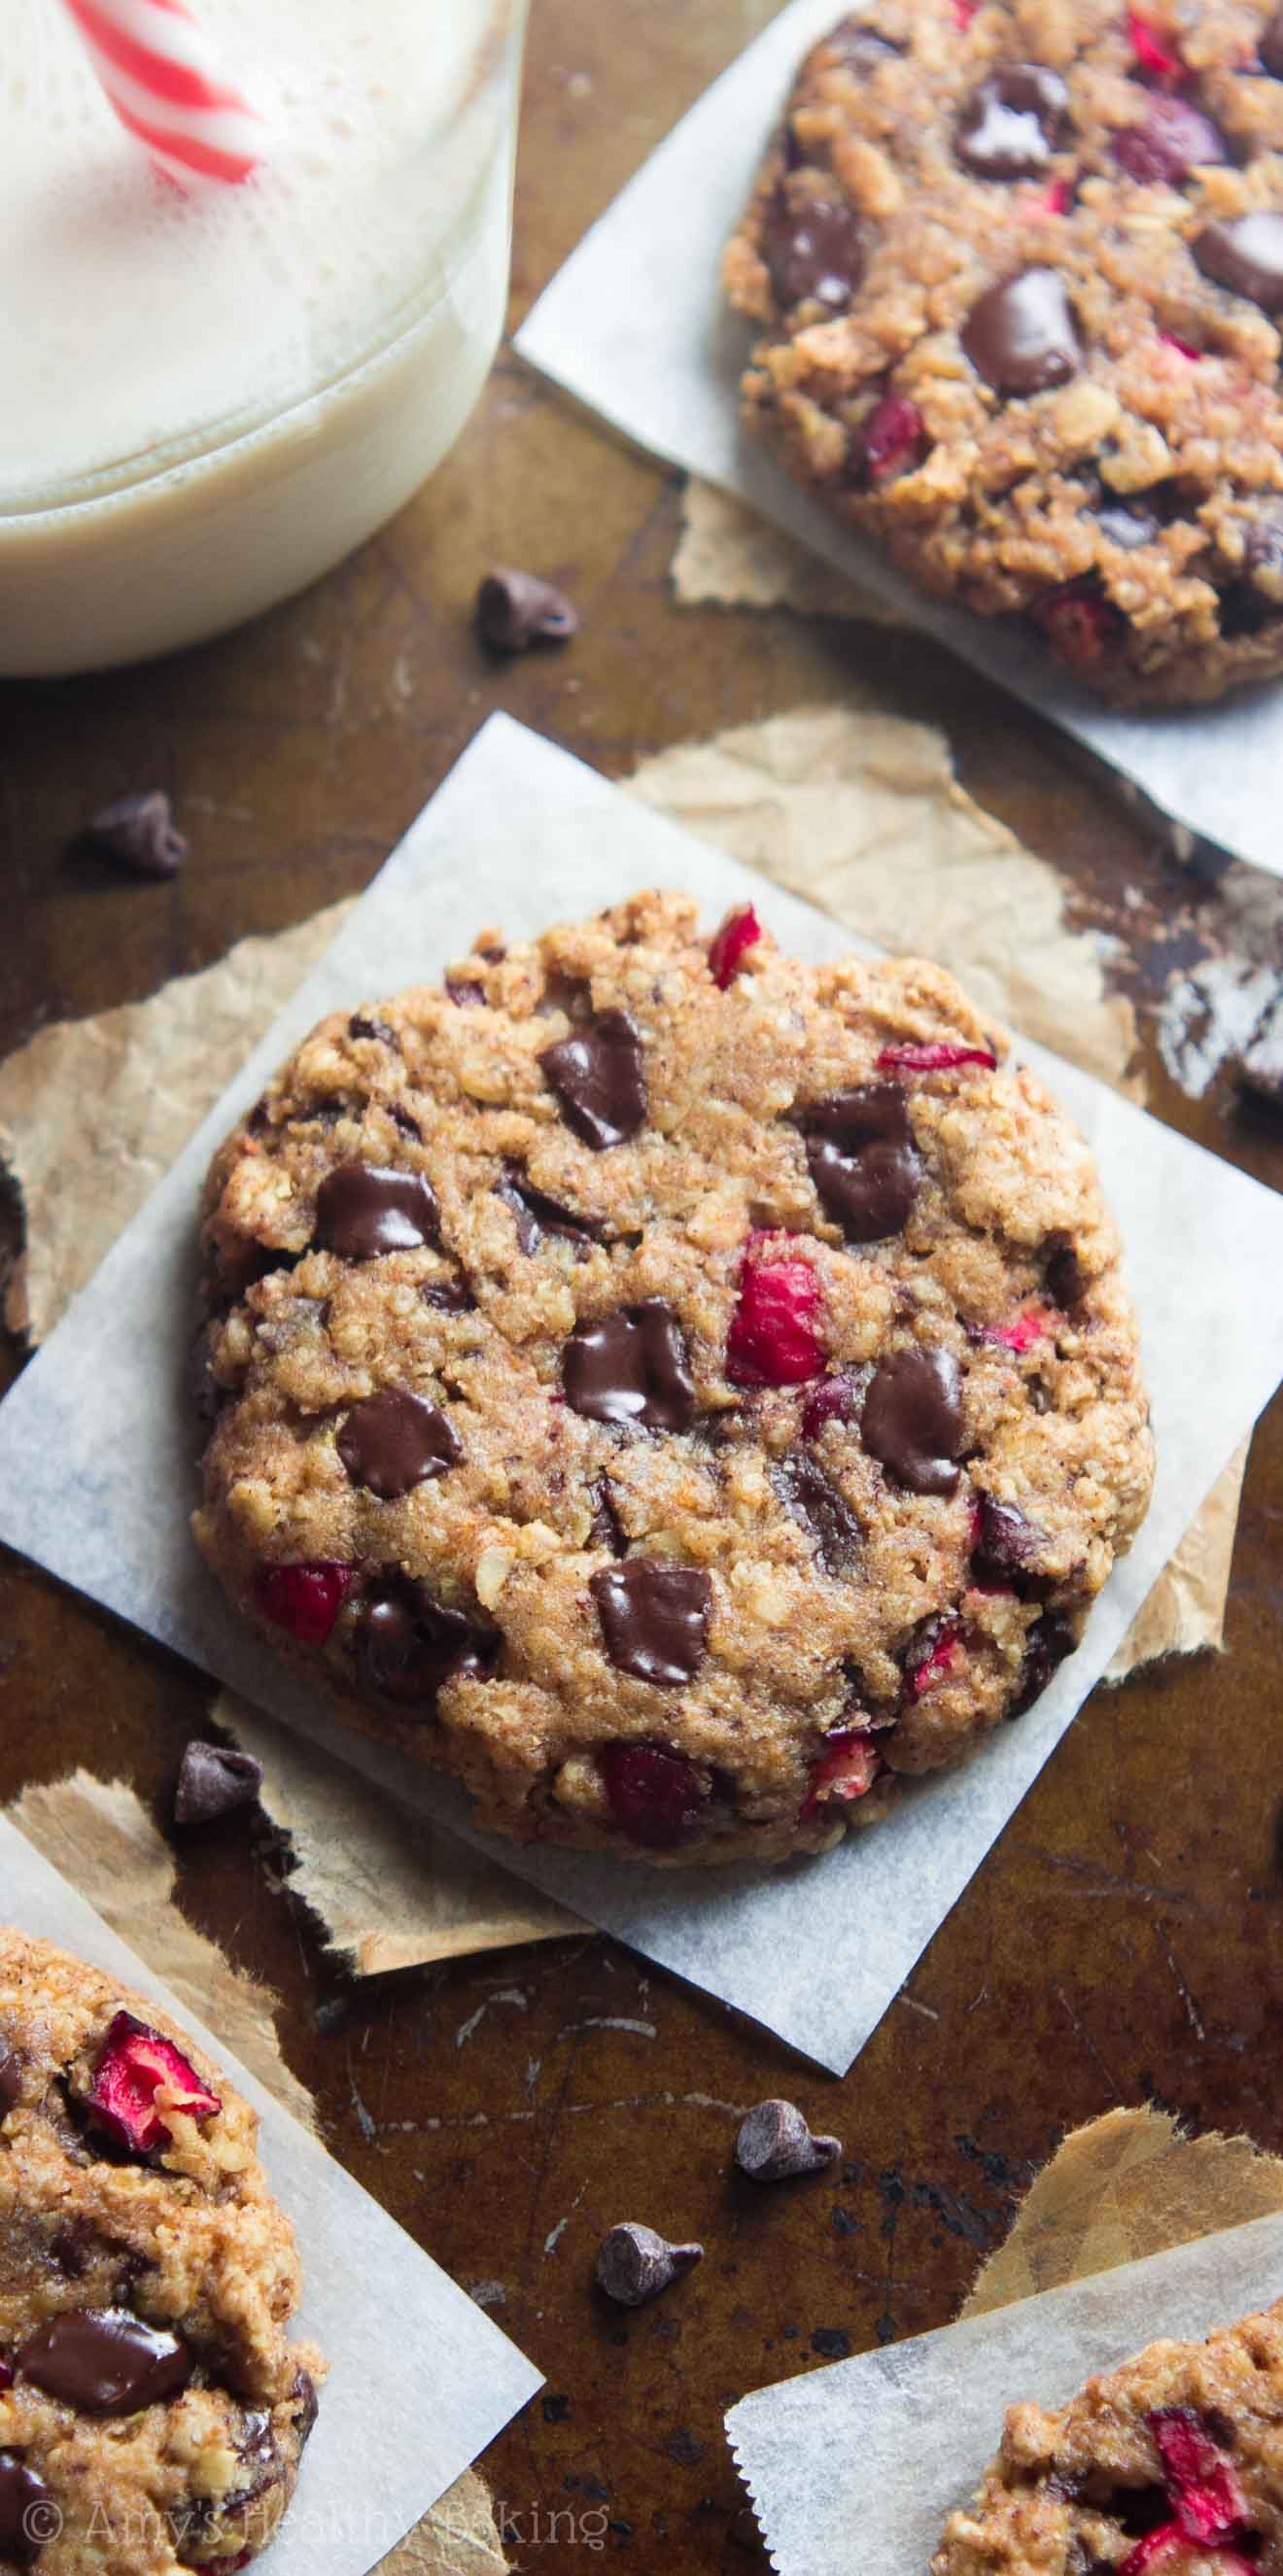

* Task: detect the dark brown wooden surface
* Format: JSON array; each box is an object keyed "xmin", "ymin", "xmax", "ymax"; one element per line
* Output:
[{"xmin": 3, "ymin": 5, "xmax": 1282, "ymax": 2567}]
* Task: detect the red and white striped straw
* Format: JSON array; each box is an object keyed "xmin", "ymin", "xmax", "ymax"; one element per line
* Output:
[{"xmin": 59, "ymin": 0, "xmax": 265, "ymax": 187}]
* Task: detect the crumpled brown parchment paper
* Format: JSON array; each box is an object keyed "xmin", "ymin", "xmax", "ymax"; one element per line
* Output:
[
  {"xmin": 0, "ymin": 705, "xmax": 1243, "ymax": 1975},
  {"xmin": 2, "ymin": 1772, "xmax": 509, "ymax": 2576}
]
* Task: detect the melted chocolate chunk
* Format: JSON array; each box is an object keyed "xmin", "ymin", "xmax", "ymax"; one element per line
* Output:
[
  {"xmin": 336, "ymin": 1390, "xmax": 462, "ymax": 1498},
  {"xmin": 771, "ymin": 1454, "xmax": 862, "ymax": 1575},
  {"xmin": 496, "ymin": 1163, "xmax": 609, "ymax": 1254},
  {"xmin": 1195, "ymin": 212, "xmax": 1283, "ymax": 312},
  {"xmin": 972, "ymin": 1494, "xmax": 1049, "ymax": 1592},
  {"xmin": 1263, "ymin": 7, "xmax": 1283, "ymax": 74},
  {"xmin": 538, "ymin": 1009, "xmax": 646, "ymax": 1151},
  {"xmin": 17, "ymin": 2311, "xmax": 191, "ymax": 2414},
  {"xmin": 1042, "ymin": 1231, "xmax": 1086, "ymax": 1308},
  {"xmin": 1011, "ymin": 1609, "xmax": 1076, "ymax": 1714},
  {"xmin": 590, "ymin": 1561, "xmax": 711, "ymax": 1685},
  {"xmin": 0, "ymin": 2043, "xmax": 18, "ymax": 2116},
  {"xmin": 348, "ymin": 1014, "xmax": 398, "ymax": 1047},
  {"xmin": 356, "ymin": 1584, "xmax": 496, "ymax": 1704},
  {"xmin": 801, "ymin": 1084, "xmax": 921, "ymax": 1243},
  {"xmin": 563, "ymin": 1301, "xmax": 695, "ymax": 1432},
  {"xmin": 955, "ymin": 65, "xmax": 1067, "ymax": 180},
  {"xmin": 861, "ymin": 1348, "xmax": 964, "ymax": 1495},
  {"xmin": 589, "ymin": 1478, "xmax": 628, "ymax": 1556},
  {"xmin": 420, "ymin": 1273, "xmax": 474, "ymax": 1313},
  {"xmin": 763, "ymin": 191, "xmax": 867, "ymax": 310},
  {"xmin": 314, "ymin": 1163, "xmax": 439, "ymax": 1259},
  {"xmin": 961, "ymin": 267, "xmax": 1080, "ymax": 395},
  {"xmin": 0, "ymin": 2452, "xmax": 52, "ymax": 2564}
]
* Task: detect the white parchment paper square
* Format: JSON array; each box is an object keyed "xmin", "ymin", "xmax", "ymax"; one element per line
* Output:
[
  {"xmin": 1, "ymin": 714, "xmax": 1283, "ymax": 2072},
  {"xmin": 514, "ymin": 0, "xmax": 1283, "ymax": 879},
  {"xmin": 0, "ymin": 1812, "xmax": 541, "ymax": 2575},
  {"xmin": 727, "ymin": 2210, "xmax": 1283, "ymax": 2576}
]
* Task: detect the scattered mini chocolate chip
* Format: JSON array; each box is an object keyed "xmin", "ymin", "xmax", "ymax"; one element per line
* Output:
[
  {"xmin": 955, "ymin": 65, "xmax": 1067, "ymax": 180},
  {"xmin": 1195, "ymin": 211, "xmax": 1283, "ymax": 312},
  {"xmin": 811, "ymin": 2325, "xmax": 852, "ymax": 2360},
  {"xmin": 538, "ymin": 1008, "xmax": 646, "ymax": 1151},
  {"xmin": 86, "ymin": 789, "xmax": 188, "ymax": 879},
  {"xmin": 763, "ymin": 190, "xmax": 867, "ymax": 310},
  {"xmin": 0, "ymin": 2451, "xmax": 52, "ymax": 2565},
  {"xmin": 17, "ymin": 2309, "xmax": 191, "ymax": 2413},
  {"xmin": 314, "ymin": 1162, "xmax": 439, "ymax": 1260},
  {"xmin": 336, "ymin": 1389, "xmax": 462, "ymax": 1498},
  {"xmin": 594, "ymin": 2222, "xmax": 703, "ymax": 2308},
  {"xmin": 0, "ymin": 2043, "xmax": 19, "ymax": 2116},
  {"xmin": 476, "ymin": 567, "xmax": 578, "ymax": 652},
  {"xmin": 862, "ymin": 1347, "xmax": 964, "ymax": 1496},
  {"xmin": 174, "ymin": 1741, "xmax": 263, "ymax": 1826},
  {"xmin": 735, "ymin": 2098, "xmax": 842, "ymax": 2183},
  {"xmin": 563, "ymin": 1300, "xmax": 695, "ymax": 1432},
  {"xmin": 591, "ymin": 1561, "xmax": 711, "ymax": 1686},
  {"xmin": 961, "ymin": 266, "xmax": 1080, "ymax": 395}
]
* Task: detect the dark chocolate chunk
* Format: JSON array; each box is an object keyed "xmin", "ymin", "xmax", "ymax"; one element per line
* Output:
[
  {"xmin": 771, "ymin": 1454, "xmax": 862, "ymax": 1575},
  {"xmin": 955, "ymin": 65, "xmax": 1067, "ymax": 180},
  {"xmin": 563, "ymin": 1300, "xmax": 695, "ymax": 1432},
  {"xmin": 496, "ymin": 1163, "xmax": 608, "ymax": 1254},
  {"xmin": 763, "ymin": 191, "xmax": 867, "ymax": 310},
  {"xmin": 1042, "ymin": 1231, "xmax": 1086, "ymax": 1308},
  {"xmin": 0, "ymin": 2043, "xmax": 19, "ymax": 2116},
  {"xmin": 348, "ymin": 1014, "xmax": 398, "ymax": 1046},
  {"xmin": 801, "ymin": 1084, "xmax": 920, "ymax": 1243},
  {"xmin": 86, "ymin": 789, "xmax": 188, "ymax": 879},
  {"xmin": 1263, "ymin": 7, "xmax": 1283, "ymax": 74},
  {"xmin": 336, "ymin": 1390, "xmax": 461, "ymax": 1497},
  {"xmin": 386, "ymin": 1101, "xmax": 423, "ymax": 1143},
  {"xmin": 293, "ymin": 2366, "xmax": 320, "ymax": 2447},
  {"xmin": 972, "ymin": 1494, "xmax": 1049, "ymax": 1592},
  {"xmin": 862, "ymin": 1347, "xmax": 964, "ymax": 1496},
  {"xmin": 735, "ymin": 2099, "xmax": 842, "ymax": 2183},
  {"xmin": 1243, "ymin": 514, "xmax": 1283, "ymax": 606},
  {"xmin": 1194, "ymin": 212, "xmax": 1283, "ymax": 312},
  {"xmin": 961, "ymin": 267, "xmax": 1080, "ymax": 395},
  {"xmin": 594, "ymin": 2223, "xmax": 703, "ymax": 2308},
  {"xmin": 1011, "ymin": 1609, "xmax": 1077, "ymax": 1714},
  {"xmin": 589, "ymin": 1478, "xmax": 628, "ymax": 1556},
  {"xmin": 420, "ymin": 1273, "xmax": 474, "ymax": 1312},
  {"xmin": 17, "ymin": 2310, "xmax": 191, "ymax": 2414},
  {"xmin": 591, "ymin": 1561, "xmax": 711, "ymax": 1686},
  {"xmin": 1112, "ymin": 92, "xmax": 1226, "ymax": 186},
  {"xmin": 314, "ymin": 1162, "xmax": 439, "ymax": 1259},
  {"xmin": 444, "ymin": 977, "xmax": 487, "ymax": 1008},
  {"xmin": 0, "ymin": 2452, "xmax": 52, "ymax": 2564},
  {"xmin": 538, "ymin": 1009, "xmax": 646, "ymax": 1151},
  {"xmin": 475, "ymin": 567, "xmax": 578, "ymax": 652},
  {"xmin": 356, "ymin": 1584, "xmax": 496, "ymax": 1705},
  {"xmin": 173, "ymin": 1740, "xmax": 263, "ymax": 1826}
]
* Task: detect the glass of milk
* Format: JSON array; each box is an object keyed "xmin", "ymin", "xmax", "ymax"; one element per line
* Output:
[{"xmin": 0, "ymin": 0, "xmax": 528, "ymax": 674}]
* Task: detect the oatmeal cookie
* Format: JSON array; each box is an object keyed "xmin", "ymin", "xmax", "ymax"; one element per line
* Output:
[
  {"xmin": 723, "ymin": 0, "xmax": 1283, "ymax": 704},
  {"xmin": 933, "ymin": 2299, "xmax": 1283, "ymax": 2575},
  {"xmin": 0, "ymin": 1930, "xmax": 321, "ymax": 2576},
  {"xmin": 193, "ymin": 891, "xmax": 1153, "ymax": 1867}
]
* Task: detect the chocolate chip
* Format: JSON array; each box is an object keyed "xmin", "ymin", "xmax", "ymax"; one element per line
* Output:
[
  {"xmin": 476, "ymin": 567, "xmax": 578, "ymax": 652},
  {"xmin": 763, "ymin": 191, "xmax": 867, "ymax": 310},
  {"xmin": 348, "ymin": 1014, "xmax": 398, "ymax": 1046},
  {"xmin": 496, "ymin": 1163, "xmax": 609, "ymax": 1254},
  {"xmin": 801, "ymin": 1084, "xmax": 921, "ymax": 1243},
  {"xmin": 420, "ymin": 1273, "xmax": 474, "ymax": 1312},
  {"xmin": 1011, "ymin": 1609, "xmax": 1077, "ymax": 1714},
  {"xmin": 955, "ymin": 65, "xmax": 1067, "ymax": 180},
  {"xmin": 1202, "ymin": 2407, "xmax": 1237, "ymax": 2452},
  {"xmin": 830, "ymin": 19, "xmax": 901, "ymax": 72},
  {"xmin": 961, "ymin": 267, "xmax": 1080, "ymax": 395},
  {"xmin": 174, "ymin": 1741, "xmax": 263, "ymax": 1825},
  {"xmin": 735, "ymin": 2099, "xmax": 841, "ymax": 2183},
  {"xmin": 1093, "ymin": 502, "xmax": 1162, "ymax": 549},
  {"xmin": 17, "ymin": 2310, "xmax": 191, "ymax": 2414},
  {"xmin": 563, "ymin": 1301, "xmax": 695, "ymax": 1432},
  {"xmin": 444, "ymin": 977, "xmax": 487, "ymax": 1008},
  {"xmin": 356, "ymin": 1584, "xmax": 496, "ymax": 1704},
  {"xmin": 594, "ymin": 2223, "xmax": 703, "ymax": 2308},
  {"xmin": 972, "ymin": 1494, "xmax": 1049, "ymax": 1592},
  {"xmin": 771, "ymin": 1454, "xmax": 862, "ymax": 1575},
  {"xmin": 862, "ymin": 1348, "xmax": 964, "ymax": 1495},
  {"xmin": 1042, "ymin": 1231, "xmax": 1086, "ymax": 1308},
  {"xmin": 1195, "ymin": 212, "xmax": 1283, "ymax": 312},
  {"xmin": 589, "ymin": 1478, "xmax": 628, "ymax": 1555},
  {"xmin": 591, "ymin": 1561, "xmax": 711, "ymax": 1685},
  {"xmin": 0, "ymin": 2043, "xmax": 19, "ymax": 2117},
  {"xmin": 0, "ymin": 2452, "xmax": 52, "ymax": 2564},
  {"xmin": 293, "ymin": 2367, "xmax": 320, "ymax": 2447},
  {"xmin": 1243, "ymin": 514, "xmax": 1283, "ymax": 605},
  {"xmin": 337, "ymin": 1390, "xmax": 462, "ymax": 1497},
  {"xmin": 1263, "ymin": 8, "xmax": 1283, "ymax": 73},
  {"xmin": 86, "ymin": 789, "xmax": 188, "ymax": 879},
  {"xmin": 314, "ymin": 1162, "xmax": 439, "ymax": 1259},
  {"xmin": 538, "ymin": 1009, "xmax": 646, "ymax": 1151},
  {"xmin": 386, "ymin": 1102, "xmax": 423, "ymax": 1143},
  {"xmin": 1113, "ymin": 93, "xmax": 1226, "ymax": 186}
]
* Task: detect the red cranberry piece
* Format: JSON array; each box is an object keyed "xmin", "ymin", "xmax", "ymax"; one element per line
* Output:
[
  {"xmin": 1159, "ymin": 329, "xmax": 1201, "ymax": 360},
  {"xmin": 1030, "ymin": 177, "xmax": 1071, "ymax": 215},
  {"xmin": 256, "ymin": 1560, "xmax": 353, "ymax": 1646},
  {"xmin": 801, "ymin": 1725, "xmax": 882, "ymax": 1817},
  {"xmin": 1150, "ymin": 2408, "xmax": 1251, "ymax": 2546},
  {"xmin": 87, "ymin": 2010, "xmax": 221, "ymax": 2158},
  {"xmin": 726, "ymin": 1250, "xmax": 825, "ymax": 1388},
  {"xmin": 709, "ymin": 903, "xmax": 764, "ymax": 989},
  {"xmin": 600, "ymin": 1743, "xmax": 709, "ymax": 1849},
  {"xmin": 1119, "ymin": 2528, "xmax": 1187, "ymax": 2576},
  {"xmin": 1114, "ymin": 94, "xmax": 1227, "ymax": 186},
  {"xmin": 1127, "ymin": 13, "xmax": 1183, "ymax": 79},
  {"xmin": 1031, "ymin": 578, "xmax": 1127, "ymax": 665},
  {"xmin": 976, "ymin": 1305, "xmax": 1053, "ymax": 1353},
  {"xmin": 952, "ymin": 0, "xmax": 977, "ymax": 24},
  {"xmin": 801, "ymin": 1372, "xmax": 862, "ymax": 1438},
  {"xmin": 904, "ymin": 1615, "xmax": 962, "ymax": 1698},
  {"xmin": 877, "ymin": 1040, "xmax": 998, "ymax": 1073},
  {"xmin": 858, "ymin": 395, "xmax": 929, "ymax": 487}
]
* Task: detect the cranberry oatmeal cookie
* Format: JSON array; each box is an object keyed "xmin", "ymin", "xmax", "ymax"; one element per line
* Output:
[
  {"xmin": 723, "ymin": 0, "xmax": 1283, "ymax": 704},
  {"xmin": 933, "ymin": 2300, "xmax": 1283, "ymax": 2576},
  {"xmin": 193, "ymin": 892, "xmax": 1153, "ymax": 1867},
  {"xmin": 0, "ymin": 1929, "xmax": 321, "ymax": 2576}
]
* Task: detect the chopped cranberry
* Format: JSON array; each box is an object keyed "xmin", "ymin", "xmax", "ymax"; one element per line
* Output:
[
  {"xmin": 1127, "ymin": 13, "xmax": 1183, "ymax": 80},
  {"xmin": 1150, "ymin": 2408, "xmax": 1251, "ymax": 2547},
  {"xmin": 1030, "ymin": 177, "xmax": 1072, "ymax": 215},
  {"xmin": 1159, "ymin": 329, "xmax": 1201, "ymax": 360},
  {"xmin": 1119, "ymin": 2527, "xmax": 1186, "ymax": 2576},
  {"xmin": 801, "ymin": 1373, "xmax": 861, "ymax": 1438},
  {"xmin": 859, "ymin": 395, "xmax": 929, "ymax": 487},
  {"xmin": 877, "ymin": 1041, "xmax": 998, "ymax": 1074},
  {"xmin": 726, "ymin": 1249, "xmax": 825, "ymax": 1388},
  {"xmin": 1114, "ymin": 94, "xmax": 1226, "ymax": 186},
  {"xmin": 87, "ymin": 2010, "xmax": 221, "ymax": 2159},
  {"xmin": 709, "ymin": 903, "xmax": 765, "ymax": 989},
  {"xmin": 904, "ymin": 1614, "xmax": 962, "ymax": 1698},
  {"xmin": 256, "ymin": 1560, "xmax": 353, "ymax": 1646},
  {"xmin": 952, "ymin": 0, "xmax": 977, "ymax": 24},
  {"xmin": 1031, "ymin": 578, "xmax": 1127, "ymax": 665},
  {"xmin": 977, "ymin": 1305, "xmax": 1053, "ymax": 1354},
  {"xmin": 801, "ymin": 1725, "xmax": 882, "ymax": 1818},
  {"xmin": 600, "ymin": 1743, "xmax": 709, "ymax": 1849}
]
